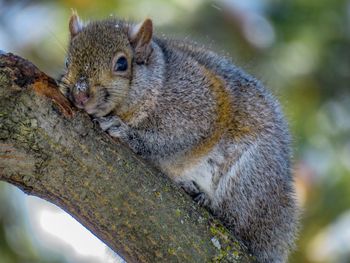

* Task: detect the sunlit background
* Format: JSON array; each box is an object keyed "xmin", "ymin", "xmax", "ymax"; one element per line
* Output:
[{"xmin": 0, "ymin": 0, "xmax": 350, "ymax": 262}]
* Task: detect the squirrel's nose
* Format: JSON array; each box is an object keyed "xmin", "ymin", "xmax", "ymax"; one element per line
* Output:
[{"xmin": 75, "ymin": 77, "xmax": 89, "ymax": 92}]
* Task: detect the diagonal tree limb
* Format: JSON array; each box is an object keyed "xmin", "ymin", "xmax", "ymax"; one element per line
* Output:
[{"xmin": 0, "ymin": 52, "xmax": 253, "ymax": 263}]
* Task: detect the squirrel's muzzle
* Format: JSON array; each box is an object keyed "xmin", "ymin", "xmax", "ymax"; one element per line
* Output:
[{"xmin": 73, "ymin": 77, "xmax": 90, "ymax": 107}]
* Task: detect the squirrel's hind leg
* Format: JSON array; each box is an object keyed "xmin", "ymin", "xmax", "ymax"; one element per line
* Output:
[{"xmin": 178, "ymin": 180, "xmax": 211, "ymax": 207}]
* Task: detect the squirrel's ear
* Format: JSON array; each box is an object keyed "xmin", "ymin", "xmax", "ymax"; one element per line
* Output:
[
  {"xmin": 129, "ymin": 18, "xmax": 153, "ymax": 64},
  {"xmin": 69, "ymin": 11, "xmax": 84, "ymax": 38}
]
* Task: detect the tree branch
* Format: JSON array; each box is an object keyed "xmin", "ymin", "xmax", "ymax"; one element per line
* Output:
[{"xmin": 0, "ymin": 52, "xmax": 253, "ymax": 263}]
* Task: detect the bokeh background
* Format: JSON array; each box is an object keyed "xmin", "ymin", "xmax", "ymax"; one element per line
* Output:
[{"xmin": 1, "ymin": 0, "xmax": 350, "ymax": 262}]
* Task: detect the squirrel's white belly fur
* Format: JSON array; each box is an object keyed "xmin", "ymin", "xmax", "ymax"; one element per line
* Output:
[
  {"xmin": 176, "ymin": 147, "xmax": 223, "ymax": 199},
  {"xmin": 177, "ymin": 159, "xmax": 216, "ymax": 197},
  {"xmin": 162, "ymin": 139, "xmax": 258, "ymax": 203}
]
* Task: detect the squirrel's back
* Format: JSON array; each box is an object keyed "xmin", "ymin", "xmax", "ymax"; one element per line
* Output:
[
  {"xmin": 154, "ymin": 37, "xmax": 298, "ymax": 262},
  {"xmin": 154, "ymin": 37, "xmax": 290, "ymax": 154}
]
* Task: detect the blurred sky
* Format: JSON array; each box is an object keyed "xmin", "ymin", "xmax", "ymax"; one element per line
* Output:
[{"xmin": 0, "ymin": 0, "xmax": 350, "ymax": 263}]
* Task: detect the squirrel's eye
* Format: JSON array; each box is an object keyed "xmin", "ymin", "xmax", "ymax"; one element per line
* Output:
[{"xmin": 114, "ymin": 56, "xmax": 128, "ymax": 72}]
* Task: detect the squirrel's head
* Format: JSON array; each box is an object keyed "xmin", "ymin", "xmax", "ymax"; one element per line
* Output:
[{"xmin": 59, "ymin": 12, "xmax": 153, "ymax": 117}]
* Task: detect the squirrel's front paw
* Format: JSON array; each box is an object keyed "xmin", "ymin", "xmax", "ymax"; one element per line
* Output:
[
  {"xmin": 95, "ymin": 116, "xmax": 121, "ymax": 131},
  {"xmin": 95, "ymin": 116, "xmax": 129, "ymax": 139}
]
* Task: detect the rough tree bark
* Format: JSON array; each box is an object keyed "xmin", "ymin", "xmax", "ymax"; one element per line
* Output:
[{"xmin": 0, "ymin": 52, "xmax": 253, "ymax": 263}]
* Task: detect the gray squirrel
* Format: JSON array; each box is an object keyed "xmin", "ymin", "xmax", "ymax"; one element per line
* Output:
[{"xmin": 59, "ymin": 13, "xmax": 299, "ymax": 263}]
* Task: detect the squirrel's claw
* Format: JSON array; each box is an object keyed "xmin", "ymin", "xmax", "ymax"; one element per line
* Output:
[
  {"xmin": 179, "ymin": 180, "xmax": 201, "ymax": 197},
  {"xmin": 107, "ymin": 126, "xmax": 128, "ymax": 138},
  {"xmin": 179, "ymin": 180, "xmax": 209, "ymax": 207},
  {"xmin": 95, "ymin": 116, "xmax": 122, "ymax": 131},
  {"xmin": 193, "ymin": 192, "xmax": 210, "ymax": 207},
  {"xmin": 94, "ymin": 115, "xmax": 129, "ymax": 139}
]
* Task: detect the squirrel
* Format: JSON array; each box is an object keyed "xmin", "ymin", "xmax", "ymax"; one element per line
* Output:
[{"xmin": 59, "ymin": 13, "xmax": 299, "ymax": 263}]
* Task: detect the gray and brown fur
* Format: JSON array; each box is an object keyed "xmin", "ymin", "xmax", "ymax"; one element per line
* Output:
[{"xmin": 59, "ymin": 14, "xmax": 299, "ymax": 263}]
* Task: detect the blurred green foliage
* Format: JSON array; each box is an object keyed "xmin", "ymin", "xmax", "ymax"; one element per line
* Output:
[{"xmin": 0, "ymin": 0, "xmax": 349, "ymax": 262}]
